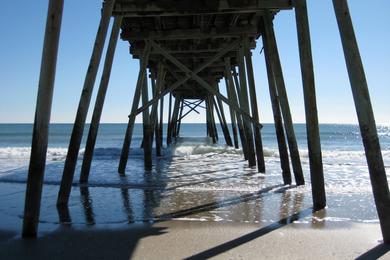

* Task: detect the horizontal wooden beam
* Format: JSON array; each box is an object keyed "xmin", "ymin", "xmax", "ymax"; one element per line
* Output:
[
  {"xmin": 114, "ymin": 0, "xmax": 293, "ymax": 17},
  {"xmin": 121, "ymin": 26, "xmax": 259, "ymax": 40}
]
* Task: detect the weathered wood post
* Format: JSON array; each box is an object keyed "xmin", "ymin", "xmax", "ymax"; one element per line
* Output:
[
  {"xmin": 80, "ymin": 16, "xmax": 123, "ymax": 183},
  {"xmin": 263, "ymin": 14, "xmax": 305, "ymax": 185},
  {"xmin": 166, "ymin": 93, "xmax": 173, "ymax": 145},
  {"xmin": 213, "ymin": 96, "xmax": 233, "ymax": 146},
  {"xmin": 206, "ymin": 96, "xmax": 217, "ymax": 143},
  {"xmin": 215, "ymin": 85, "xmax": 233, "ymax": 146},
  {"xmin": 295, "ymin": 0, "xmax": 326, "ymax": 209},
  {"xmin": 157, "ymin": 74, "xmax": 165, "ymax": 156},
  {"xmin": 176, "ymin": 99, "xmax": 184, "ymax": 136},
  {"xmin": 22, "ymin": 0, "xmax": 64, "ymax": 237},
  {"xmin": 170, "ymin": 95, "xmax": 181, "ymax": 140},
  {"xmin": 208, "ymin": 95, "xmax": 218, "ymax": 143},
  {"xmin": 224, "ymin": 74, "xmax": 239, "ymax": 148},
  {"xmin": 118, "ymin": 43, "xmax": 151, "ymax": 174},
  {"xmin": 206, "ymin": 99, "xmax": 211, "ymax": 137},
  {"xmin": 57, "ymin": 0, "xmax": 115, "ymax": 205},
  {"xmin": 237, "ymin": 46, "xmax": 256, "ymax": 167},
  {"xmin": 333, "ymin": 0, "xmax": 390, "ymax": 243},
  {"xmin": 150, "ymin": 63, "xmax": 165, "ymax": 156},
  {"xmin": 142, "ymin": 70, "xmax": 153, "ymax": 170},
  {"xmin": 244, "ymin": 38, "xmax": 266, "ymax": 172},
  {"xmin": 226, "ymin": 62, "xmax": 249, "ymax": 159},
  {"xmin": 262, "ymin": 35, "xmax": 291, "ymax": 185}
]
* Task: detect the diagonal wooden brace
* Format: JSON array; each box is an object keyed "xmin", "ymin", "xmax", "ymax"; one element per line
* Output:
[
  {"xmin": 150, "ymin": 40, "xmax": 263, "ymax": 128},
  {"xmin": 132, "ymin": 39, "xmax": 241, "ymax": 116}
]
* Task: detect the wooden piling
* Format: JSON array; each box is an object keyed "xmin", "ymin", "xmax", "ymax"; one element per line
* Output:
[
  {"xmin": 295, "ymin": 0, "xmax": 326, "ymax": 209},
  {"xmin": 176, "ymin": 99, "xmax": 184, "ymax": 136},
  {"xmin": 244, "ymin": 40, "xmax": 266, "ymax": 172},
  {"xmin": 22, "ymin": 0, "xmax": 64, "ymax": 237},
  {"xmin": 208, "ymin": 96, "xmax": 219, "ymax": 142},
  {"xmin": 167, "ymin": 93, "xmax": 173, "ymax": 145},
  {"xmin": 149, "ymin": 63, "xmax": 165, "ymax": 156},
  {"xmin": 170, "ymin": 95, "xmax": 181, "ymax": 140},
  {"xmin": 213, "ymin": 96, "xmax": 233, "ymax": 146},
  {"xmin": 262, "ymin": 35, "xmax": 292, "ymax": 185},
  {"xmin": 263, "ymin": 15, "xmax": 305, "ymax": 185},
  {"xmin": 57, "ymin": 0, "xmax": 115, "ymax": 206},
  {"xmin": 206, "ymin": 97, "xmax": 217, "ymax": 143},
  {"xmin": 118, "ymin": 43, "xmax": 151, "ymax": 174},
  {"xmin": 142, "ymin": 70, "xmax": 153, "ymax": 170},
  {"xmin": 333, "ymin": 0, "xmax": 390, "ymax": 243},
  {"xmin": 80, "ymin": 16, "xmax": 123, "ymax": 183},
  {"xmin": 157, "ymin": 75, "xmax": 165, "ymax": 156},
  {"xmin": 215, "ymin": 85, "xmax": 233, "ymax": 146},
  {"xmin": 226, "ymin": 62, "xmax": 250, "ymax": 159},
  {"xmin": 237, "ymin": 46, "xmax": 256, "ymax": 167},
  {"xmin": 224, "ymin": 74, "xmax": 239, "ymax": 149}
]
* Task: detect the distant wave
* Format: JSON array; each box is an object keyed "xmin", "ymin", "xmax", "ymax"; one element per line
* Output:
[
  {"xmin": 0, "ymin": 146, "xmax": 145, "ymax": 161},
  {"xmin": 0, "ymin": 145, "xmax": 389, "ymax": 163}
]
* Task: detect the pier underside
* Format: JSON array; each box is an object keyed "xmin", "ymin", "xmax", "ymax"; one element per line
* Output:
[{"xmin": 22, "ymin": 0, "xmax": 389, "ymax": 246}]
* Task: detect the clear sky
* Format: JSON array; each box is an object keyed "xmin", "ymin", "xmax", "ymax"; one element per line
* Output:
[{"xmin": 0, "ymin": 1, "xmax": 389, "ymax": 124}]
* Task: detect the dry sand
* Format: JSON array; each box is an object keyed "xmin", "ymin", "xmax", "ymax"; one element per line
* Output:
[{"xmin": 0, "ymin": 220, "xmax": 389, "ymax": 260}]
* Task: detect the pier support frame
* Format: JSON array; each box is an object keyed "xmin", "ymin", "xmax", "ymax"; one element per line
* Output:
[
  {"xmin": 263, "ymin": 14, "xmax": 305, "ymax": 185},
  {"xmin": 118, "ymin": 44, "xmax": 151, "ymax": 173},
  {"xmin": 262, "ymin": 36, "xmax": 291, "ymax": 185},
  {"xmin": 244, "ymin": 39, "xmax": 266, "ymax": 172},
  {"xmin": 225, "ymin": 59, "xmax": 249, "ymax": 159},
  {"xmin": 142, "ymin": 71, "xmax": 153, "ymax": 169},
  {"xmin": 57, "ymin": 0, "xmax": 115, "ymax": 205},
  {"xmin": 295, "ymin": 0, "xmax": 326, "ymax": 209},
  {"xmin": 141, "ymin": 40, "xmax": 261, "ymax": 129},
  {"xmin": 237, "ymin": 46, "xmax": 256, "ymax": 167},
  {"xmin": 22, "ymin": 0, "xmax": 64, "ymax": 237},
  {"xmin": 224, "ymin": 72, "xmax": 239, "ymax": 149},
  {"xmin": 167, "ymin": 93, "xmax": 173, "ymax": 145},
  {"xmin": 333, "ymin": 0, "xmax": 390, "ymax": 243},
  {"xmin": 80, "ymin": 16, "xmax": 123, "ymax": 183}
]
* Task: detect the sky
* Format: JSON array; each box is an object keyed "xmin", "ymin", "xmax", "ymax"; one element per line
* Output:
[{"xmin": 0, "ymin": 1, "xmax": 389, "ymax": 124}]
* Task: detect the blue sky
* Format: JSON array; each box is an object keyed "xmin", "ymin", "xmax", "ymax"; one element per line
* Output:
[{"xmin": 0, "ymin": 1, "xmax": 389, "ymax": 124}]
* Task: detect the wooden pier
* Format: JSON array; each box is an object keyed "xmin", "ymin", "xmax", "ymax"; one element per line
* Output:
[{"xmin": 22, "ymin": 0, "xmax": 389, "ymax": 245}]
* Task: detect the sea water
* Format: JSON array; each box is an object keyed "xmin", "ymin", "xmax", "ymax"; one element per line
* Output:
[{"xmin": 0, "ymin": 123, "xmax": 389, "ymax": 227}]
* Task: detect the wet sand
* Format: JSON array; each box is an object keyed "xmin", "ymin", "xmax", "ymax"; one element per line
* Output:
[{"xmin": 0, "ymin": 181, "xmax": 389, "ymax": 259}]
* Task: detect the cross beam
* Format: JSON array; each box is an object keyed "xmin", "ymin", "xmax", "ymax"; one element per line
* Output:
[
  {"xmin": 132, "ymin": 39, "xmax": 241, "ymax": 116},
  {"xmin": 150, "ymin": 40, "xmax": 262, "ymax": 128}
]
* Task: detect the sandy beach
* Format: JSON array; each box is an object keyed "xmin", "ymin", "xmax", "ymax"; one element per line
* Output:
[
  {"xmin": 0, "ymin": 219, "xmax": 388, "ymax": 259},
  {"xmin": 0, "ymin": 181, "xmax": 389, "ymax": 260}
]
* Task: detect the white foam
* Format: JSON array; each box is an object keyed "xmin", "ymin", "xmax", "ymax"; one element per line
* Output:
[{"xmin": 0, "ymin": 147, "xmax": 76, "ymax": 160}]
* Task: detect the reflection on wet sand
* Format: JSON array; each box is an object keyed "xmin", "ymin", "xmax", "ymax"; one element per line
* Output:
[
  {"xmin": 57, "ymin": 204, "xmax": 71, "ymax": 225},
  {"xmin": 52, "ymin": 152, "xmax": 318, "ymax": 229},
  {"xmin": 80, "ymin": 187, "xmax": 95, "ymax": 225},
  {"xmin": 120, "ymin": 188, "xmax": 133, "ymax": 223}
]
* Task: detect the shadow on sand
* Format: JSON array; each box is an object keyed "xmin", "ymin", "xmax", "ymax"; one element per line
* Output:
[{"xmin": 355, "ymin": 243, "xmax": 390, "ymax": 260}]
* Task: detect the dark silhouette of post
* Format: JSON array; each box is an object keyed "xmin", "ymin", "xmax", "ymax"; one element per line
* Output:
[
  {"xmin": 333, "ymin": 0, "xmax": 390, "ymax": 243},
  {"xmin": 22, "ymin": 0, "xmax": 64, "ymax": 237},
  {"xmin": 118, "ymin": 44, "xmax": 151, "ymax": 173},
  {"xmin": 80, "ymin": 16, "xmax": 123, "ymax": 183},
  {"xmin": 244, "ymin": 40, "xmax": 266, "ymax": 172},
  {"xmin": 262, "ymin": 34, "xmax": 291, "ymax": 185},
  {"xmin": 58, "ymin": 0, "xmax": 115, "ymax": 205},
  {"xmin": 295, "ymin": 0, "xmax": 326, "ymax": 209},
  {"xmin": 142, "ymin": 71, "xmax": 153, "ymax": 169},
  {"xmin": 262, "ymin": 14, "xmax": 305, "ymax": 185},
  {"xmin": 237, "ymin": 46, "xmax": 256, "ymax": 167}
]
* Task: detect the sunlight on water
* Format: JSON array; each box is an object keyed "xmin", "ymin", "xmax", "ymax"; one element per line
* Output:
[{"xmin": 0, "ymin": 123, "xmax": 388, "ymax": 229}]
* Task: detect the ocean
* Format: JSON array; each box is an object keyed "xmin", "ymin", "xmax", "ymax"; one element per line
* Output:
[{"xmin": 0, "ymin": 123, "xmax": 389, "ymax": 228}]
